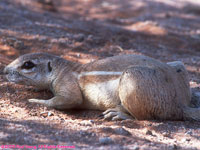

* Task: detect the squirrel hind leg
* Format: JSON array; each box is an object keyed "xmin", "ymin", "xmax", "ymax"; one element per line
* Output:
[
  {"xmin": 118, "ymin": 65, "xmax": 186, "ymax": 120},
  {"xmin": 119, "ymin": 66, "xmax": 160, "ymax": 120}
]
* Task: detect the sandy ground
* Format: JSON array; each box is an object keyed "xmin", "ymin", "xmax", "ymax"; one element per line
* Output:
[{"xmin": 0, "ymin": 0, "xmax": 200, "ymax": 149}]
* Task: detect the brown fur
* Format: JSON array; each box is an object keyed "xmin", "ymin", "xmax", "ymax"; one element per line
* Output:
[{"xmin": 4, "ymin": 53, "xmax": 200, "ymax": 121}]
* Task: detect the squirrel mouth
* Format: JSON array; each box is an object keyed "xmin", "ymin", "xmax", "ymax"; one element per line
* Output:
[
  {"xmin": 5, "ymin": 71, "xmax": 26, "ymax": 84},
  {"xmin": 6, "ymin": 74, "xmax": 21, "ymax": 83}
]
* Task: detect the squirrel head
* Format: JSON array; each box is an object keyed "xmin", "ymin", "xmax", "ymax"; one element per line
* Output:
[{"xmin": 4, "ymin": 53, "xmax": 56, "ymax": 89}]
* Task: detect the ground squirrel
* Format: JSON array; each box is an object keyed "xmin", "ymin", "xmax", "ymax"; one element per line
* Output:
[{"xmin": 4, "ymin": 53, "xmax": 200, "ymax": 121}]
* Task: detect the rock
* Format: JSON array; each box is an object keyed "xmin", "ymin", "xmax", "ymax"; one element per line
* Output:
[
  {"xmin": 173, "ymin": 144, "xmax": 178, "ymax": 150},
  {"xmin": 114, "ymin": 127, "xmax": 131, "ymax": 136},
  {"xmin": 79, "ymin": 131, "xmax": 86, "ymax": 135},
  {"xmin": 124, "ymin": 145, "xmax": 140, "ymax": 150},
  {"xmin": 13, "ymin": 40, "xmax": 25, "ymax": 50},
  {"xmin": 145, "ymin": 129, "xmax": 153, "ymax": 136},
  {"xmin": 38, "ymin": 37, "xmax": 48, "ymax": 42},
  {"xmin": 99, "ymin": 137, "xmax": 113, "ymax": 145},
  {"xmin": 186, "ymin": 138, "xmax": 191, "ymax": 142},
  {"xmin": 74, "ymin": 34, "xmax": 85, "ymax": 42},
  {"xmin": 181, "ymin": 138, "xmax": 191, "ymax": 143},
  {"xmin": 184, "ymin": 5, "xmax": 200, "ymax": 15},
  {"xmin": 185, "ymin": 130, "xmax": 192, "ymax": 135},
  {"xmin": 87, "ymin": 35, "xmax": 93, "ymax": 40},
  {"xmin": 80, "ymin": 121, "xmax": 92, "ymax": 126},
  {"xmin": 48, "ymin": 112, "xmax": 53, "ymax": 116},
  {"xmin": 100, "ymin": 127, "xmax": 114, "ymax": 133},
  {"xmin": 193, "ymin": 91, "xmax": 200, "ymax": 97},
  {"xmin": 40, "ymin": 112, "xmax": 48, "ymax": 117},
  {"xmin": 132, "ymin": 146, "xmax": 140, "ymax": 150},
  {"xmin": 163, "ymin": 132, "xmax": 171, "ymax": 138},
  {"xmin": 89, "ymin": 120, "xmax": 95, "ymax": 124},
  {"xmin": 40, "ymin": 111, "xmax": 53, "ymax": 117}
]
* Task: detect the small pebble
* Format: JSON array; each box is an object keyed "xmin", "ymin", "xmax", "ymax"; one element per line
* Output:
[
  {"xmin": 87, "ymin": 35, "xmax": 93, "ymax": 40},
  {"xmin": 48, "ymin": 112, "xmax": 53, "ymax": 116},
  {"xmin": 132, "ymin": 146, "xmax": 140, "ymax": 150},
  {"xmin": 186, "ymin": 138, "xmax": 191, "ymax": 142},
  {"xmin": 173, "ymin": 144, "xmax": 178, "ymax": 150},
  {"xmin": 38, "ymin": 37, "xmax": 48, "ymax": 42},
  {"xmin": 181, "ymin": 138, "xmax": 191, "ymax": 143},
  {"xmin": 145, "ymin": 129, "xmax": 153, "ymax": 136},
  {"xmin": 101, "ymin": 127, "xmax": 113, "ymax": 133},
  {"xmin": 40, "ymin": 112, "xmax": 53, "ymax": 117},
  {"xmin": 14, "ymin": 41, "xmax": 25, "ymax": 50},
  {"xmin": 124, "ymin": 145, "xmax": 139, "ymax": 150},
  {"xmin": 163, "ymin": 132, "xmax": 171, "ymax": 137},
  {"xmin": 79, "ymin": 131, "xmax": 86, "ymax": 135},
  {"xmin": 185, "ymin": 130, "xmax": 192, "ymax": 135},
  {"xmin": 40, "ymin": 112, "xmax": 48, "ymax": 117},
  {"xmin": 74, "ymin": 34, "xmax": 85, "ymax": 42},
  {"xmin": 114, "ymin": 127, "xmax": 131, "ymax": 136},
  {"xmin": 89, "ymin": 120, "xmax": 95, "ymax": 124},
  {"xmin": 99, "ymin": 137, "xmax": 113, "ymax": 145}
]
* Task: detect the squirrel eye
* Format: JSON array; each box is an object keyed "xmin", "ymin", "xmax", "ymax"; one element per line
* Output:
[{"xmin": 21, "ymin": 61, "xmax": 35, "ymax": 69}]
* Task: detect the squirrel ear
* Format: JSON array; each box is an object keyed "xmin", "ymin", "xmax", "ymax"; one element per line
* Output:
[{"xmin": 48, "ymin": 61, "xmax": 52, "ymax": 72}]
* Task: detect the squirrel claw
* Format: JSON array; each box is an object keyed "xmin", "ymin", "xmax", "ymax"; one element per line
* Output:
[
  {"xmin": 102, "ymin": 109, "xmax": 133, "ymax": 121},
  {"xmin": 98, "ymin": 114, "xmax": 104, "ymax": 119}
]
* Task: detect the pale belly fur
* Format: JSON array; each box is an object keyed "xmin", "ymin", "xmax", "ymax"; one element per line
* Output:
[{"xmin": 78, "ymin": 71, "xmax": 122, "ymax": 110}]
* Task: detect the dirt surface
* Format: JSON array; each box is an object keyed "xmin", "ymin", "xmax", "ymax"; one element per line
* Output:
[{"xmin": 0, "ymin": 0, "xmax": 200, "ymax": 149}]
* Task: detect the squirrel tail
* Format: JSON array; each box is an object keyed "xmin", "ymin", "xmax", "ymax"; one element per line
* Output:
[
  {"xmin": 183, "ymin": 106, "xmax": 200, "ymax": 121},
  {"xmin": 183, "ymin": 89, "xmax": 200, "ymax": 121},
  {"xmin": 191, "ymin": 89, "xmax": 200, "ymax": 108}
]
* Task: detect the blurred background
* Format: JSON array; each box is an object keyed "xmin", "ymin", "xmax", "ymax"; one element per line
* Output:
[{"xmin": 1, "ymin": 0, "xmax": 200, "ymax": 81}]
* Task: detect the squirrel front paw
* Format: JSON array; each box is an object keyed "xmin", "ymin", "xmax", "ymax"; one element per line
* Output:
[{"xmin": 28, "ymin": 98, "xmax": 42, "ymax": 103}]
